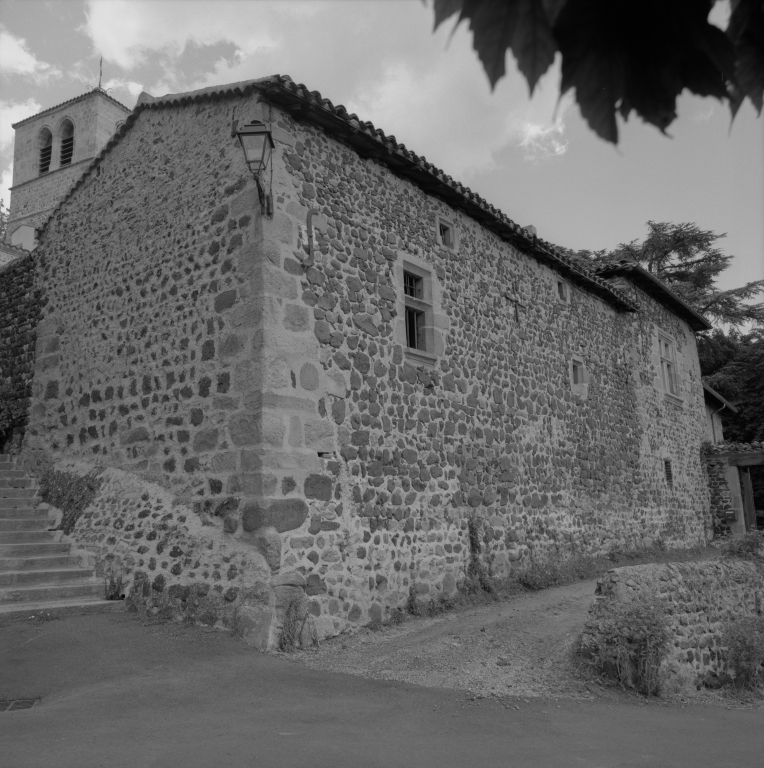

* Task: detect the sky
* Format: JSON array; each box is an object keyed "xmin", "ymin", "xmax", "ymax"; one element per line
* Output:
[{"xmin": 0, "ymin": 0, "xmax": 762, "ymax": 293}]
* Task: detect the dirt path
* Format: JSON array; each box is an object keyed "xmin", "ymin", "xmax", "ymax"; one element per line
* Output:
[{"xmin": 294, "ymin": 580, "xmax": 600, "ymax": 699}]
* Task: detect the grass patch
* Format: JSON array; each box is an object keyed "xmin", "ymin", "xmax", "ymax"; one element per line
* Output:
[
  {"xmin": 721, "ymin": 531, "xmax": 764, "ymax": 562},
  {"xmin": 723, "ymin": 615, "xmax": 764, "ymax": 689},
  {"xmin": 590, "ymin": 595, "xmax": 670, "ymax": 696},
  {"xmin": 513, "ymin": 544, "xmax": 715, "ymax": 592}
]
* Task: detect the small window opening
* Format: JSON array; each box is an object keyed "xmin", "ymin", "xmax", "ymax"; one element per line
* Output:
[
  {"xmin": 59, "ymin": 120, "xmax": 74, "ymax": 166},
  {"xmin": 557, "ymin": 281, "xmax": 567, "ymax": 301},
  {"xmin": 571, "ymin": 360, "xmax": 584, "ymax": 385},
  {"xmin": 664, "ymin": 459, "xmax": 673, "ymax": 489},
  {"xmin": 438, "ymin": 221, "xmax": 453, "ymax": 248},
  {"xmin": 405, "ymin": 307, "xmax": 425, "ymax": 350},
  {"xmin": 403, "ymin": 271, "xmax": 423, "ymax": 299},
  {"xmin": 38, "ymin": 129, "xmax": 52, "ymax": 175},
  {"xmin": 659, "ymin": 335, "xmax": 679, "ymax": 396}
]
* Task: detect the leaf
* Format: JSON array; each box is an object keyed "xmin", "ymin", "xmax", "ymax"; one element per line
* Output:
[
  {"xmin": 728, "ymin": 0, "xmax": 764, "ymax": 115},
  {"xmin": 461, "ymin": 0, "xmax": 557, "ymax": 91},
  {"xmin": 432, "ymin": 0, "xmax": 465, "ymax": 30}
]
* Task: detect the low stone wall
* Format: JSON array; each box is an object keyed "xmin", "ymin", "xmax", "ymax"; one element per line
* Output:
[
  {"xmin": 37, "ymin": 459, "xmax": 320, "ymax": 650},
  {"xmin": 583, "ymin": 560, "xmax": 764, "ymax": 687}
]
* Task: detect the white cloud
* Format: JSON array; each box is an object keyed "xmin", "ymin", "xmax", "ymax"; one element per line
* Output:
[
  {"xmin": 84, "ymin": 0, "xmax": 284, "ymax": 70},
  {"xmin": 1, "ymin": 165, "xmax": 11, "ymax": 209},
  {"xmin": 0, "ymin": 26, "xmax": 61, "ymax": 82},
  {"xmin": 80, "ymin": 0, "xmax": 572, "ymax": 183},
  {"xmin": 0, "ymin": 99, "xmax": 42, "ymax": 154},
  {"xmin": 103, "ymin": 78, "xmax": 145, "ymax": 99},
  {"xmin": 513, "ymin": 93, "xmax": 573, "ymax": 160}
]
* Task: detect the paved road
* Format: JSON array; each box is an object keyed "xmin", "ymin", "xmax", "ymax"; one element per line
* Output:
[{"xmin": 1, "ymin": 611, "xmax": 761, "ymax": 768}]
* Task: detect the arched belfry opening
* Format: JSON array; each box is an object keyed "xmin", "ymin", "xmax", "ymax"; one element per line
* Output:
[
  {"xmin": 38, "ymin": 128, "xmax": 53, "ymax": 175},
  {"xmin": 59, "ymin": 119, "xmax": 74, "ymax": 167}
]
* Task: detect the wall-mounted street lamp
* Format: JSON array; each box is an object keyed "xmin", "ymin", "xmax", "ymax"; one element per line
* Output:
[{"xmin": 235, "ymin": 120, "xmax": 275, "ymax": 218}]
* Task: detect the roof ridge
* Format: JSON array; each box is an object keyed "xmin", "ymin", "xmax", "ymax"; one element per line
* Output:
[
  {"xmin": 12, "ymin": 88, "xmax": 131, "ymax": 129},
  {"xmin": 34, "ymin": 73, "xmax": 639, "ymax": 313}
]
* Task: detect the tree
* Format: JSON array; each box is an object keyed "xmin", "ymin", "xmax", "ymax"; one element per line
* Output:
[
  {"xmin": 700, "ymin": 328, "xmax": 764, "ymax": 442},
  {"xmin": 579, "ymin": 221, "xmax": 764, "ymax": 327},
  {"xmin": 573, "ymin": 220, "xmax": 764, "ymax": 442},
  {"xmin": 0, "ymin": 200, "xmax": 7, "ymax": 242},
  {"xmin": 432, "ymin": 0, "xmax": 763, "ymax": 143}
]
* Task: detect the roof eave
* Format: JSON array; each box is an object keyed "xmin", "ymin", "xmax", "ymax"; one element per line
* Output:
[{"xmin": 596, "ymin": 263, "xmax": 712, "ymax": 332}]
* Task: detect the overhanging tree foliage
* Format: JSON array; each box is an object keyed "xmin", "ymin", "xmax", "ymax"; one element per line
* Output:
[{"xmin": 432, "ymin": 0, "xmax": 763, "ymax": 143}]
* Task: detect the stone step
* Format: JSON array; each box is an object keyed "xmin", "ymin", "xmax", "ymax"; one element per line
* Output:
[
  {"xmin": 0, "ymin": 477, "xmax": 34, "ymax": 488},
  {"xmin": 0, "ymin": 567, "xmax": 96, "ymax": 588},
  {"xmin": 0, "ymin": 488, "xmax": 37, "ymax": 499},
  {"xmin": 0, "ymin": 598, "xmax": 124, "ymax": 622},
  {"xmin": 0, "ymin": 518, "xmax": 51, "ymax": 532},
  {"xmin": 0, "ymin": 470, "xmax": 26, "ymax": 479},
  {"xmin": 0, "ymin": 507, "xmax": 49, "ymax": 520},
  {"xmin": 0, "ymin": 542, "xmax": 70, "ymax": 557},
  {"xmin": 0, "ymin": 530, "xmax": 59, "ymax": 544},
  {"xmin": 0, "ymin": 581, "xmax": 105, "ymax": 605},
  {"xmin": 0, "ymin": 498, "xmax": 38, "ymax": 509},
  {"xmin": 0, "ymin": 554, "xmax": 81, "ymax": 572}
]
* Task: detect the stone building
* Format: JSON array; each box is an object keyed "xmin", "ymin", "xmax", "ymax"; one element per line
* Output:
[
  {"xmin": 3, "ymin": 87, "xmax": 130, "ymax": 252},
  {"xmin": 4, "ymin": 76, "xmax": 719, "ymax": 642}
]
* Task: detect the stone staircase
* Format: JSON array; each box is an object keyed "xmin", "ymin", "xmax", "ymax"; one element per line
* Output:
[{"xmin": 0, "ymin": 454, "xmax": 120, "ymax": 619}]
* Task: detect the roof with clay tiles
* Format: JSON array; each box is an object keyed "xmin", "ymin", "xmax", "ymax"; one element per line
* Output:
[
  {"xmin": 702, "ymin": 383, "xmax": 738, "ymax": 413},
  {"xmin": 704, "ymin": 441, "xmax": 764, "ymax": 455},
  {"xmin": 39, "ymin": 75, "xmax": 643, "ymax": 313},
  {"xmin": 595, "ymin": 260, "xmax": 712, "ymax": 332},
  {"xmin": 12, "ymin": 87, "xmax": 131, "ymax": 129}
]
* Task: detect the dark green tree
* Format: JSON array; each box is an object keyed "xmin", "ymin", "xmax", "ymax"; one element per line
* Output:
[
  {"xmin": 700, "ymin": 328, "xmax": 764, "ymax": 442},
  {"xmin": 583, "ymin": 221, "xmax": 764, "ymax": 328},
  {"xmin": 574, "ymin": 221, "xmax": 764, "ymax": 443},
  {"xmin": 0, "ymin": 200, "xmax": 8, "ymax": 241},
  {"xmin": 432, "ymin": 0, "xmax": 763, "ymax": 143}
]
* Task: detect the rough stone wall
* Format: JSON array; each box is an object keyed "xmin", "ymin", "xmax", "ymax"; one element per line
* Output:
[
  {"xmin": 705, "ymin": 457, "xmax": 733, "ymax": 536},
  {"xmin": 583, "ymin": 560, "xmax": 764, "ymax": 685},
  {"xmin": 8, "ymin": 92, "xmax": 129, "ymax": 239},
  {"xmin": 21, "ymin": 93, "xmax": 322, "ymax": 645},
  {"xmin": 39, "ymin": 460, "xmax": 274, "ymax": 647},
  {"xmin": 20, "ymin": 89, "xmax": 710, "ymax": 642},
  {"xmin": 0, "ymin": 253, "xmax": 40, "ymax": 451},
  {"xmin": 253, "ymin": 102, "xmax": 710, "ymax": 634}
]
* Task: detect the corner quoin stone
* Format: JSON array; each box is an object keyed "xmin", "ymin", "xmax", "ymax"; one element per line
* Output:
[{"xmin": 241, "ymin": 498, "xmax": 309, "ymax": 533}]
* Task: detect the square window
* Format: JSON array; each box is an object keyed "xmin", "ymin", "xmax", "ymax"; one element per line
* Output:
[
  {"xmin": 435, "ymin": 216, "xmax": 457, "ymax": 250},
  {"xmin": 403, "ymin": 271, "xmax": 423, "ymax": 299}
]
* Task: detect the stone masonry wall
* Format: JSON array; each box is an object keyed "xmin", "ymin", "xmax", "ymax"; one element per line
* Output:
[
  {"xmin": 21, "ymin": 93, "xmax": 324, "ymax": 644},
  {"xmin": 254, "ymin": 100, "xmax": 709, "ymax": 633},
  {"xmin": 0, "ymin": 253, "xmax": 40, "ymax": 451},
  {"xmin": 583, "ymin": 560, "xmax": 764, "ymax": 686},
  {"xmin": 21, "ymin": 87, "xmax": 710, "ymax": 642},
  {"xmin": 705, "ymin": 457, "xmax": 734, "ymax": 536}
]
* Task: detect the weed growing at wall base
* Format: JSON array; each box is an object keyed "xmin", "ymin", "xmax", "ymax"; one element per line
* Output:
[
  {"xmin": 592, "ymin": 595, "xmax": 670, "ymax": 696},
  {"xmin": 723, "ymin": 616, "xmax": 764, "ymax": 689},
  {"xmin": 39, "ymin": 469, "xmax": 103, "ymax": 535}
]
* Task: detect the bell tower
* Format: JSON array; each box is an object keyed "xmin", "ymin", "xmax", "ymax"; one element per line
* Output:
[{"xmin": 4, "ymin": 87, "xmax": 131, "ymax": 250}]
